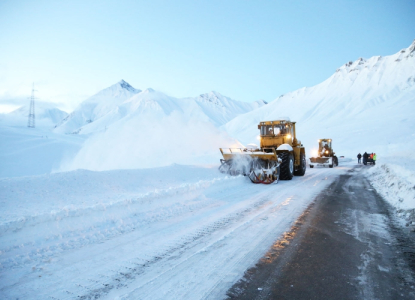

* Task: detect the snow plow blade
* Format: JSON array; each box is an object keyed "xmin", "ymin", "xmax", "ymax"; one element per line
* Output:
[
  {"xmin": 309, "ymin": 157, "xmax": 333, "ymax": 168},
  {"xmin": 219, "ymin": 148, "xmax": 280, "ymax": 184}
]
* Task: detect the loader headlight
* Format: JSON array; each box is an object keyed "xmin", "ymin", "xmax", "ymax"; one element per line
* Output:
[
  {"xmin": 287, "ymin": 134, "xmax": 291, "ymax": 139},
  {"xmin": 256, "ymin": 135, "xmax": 261, "ymax": 140},
  {"xmin": 325, "ymin": 150, "xmax": 328, "ymax": 153}
]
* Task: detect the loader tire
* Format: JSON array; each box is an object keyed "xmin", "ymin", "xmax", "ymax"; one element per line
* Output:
[
  {"xmin": 279, "ymin": 152, "xmax": 294, "ymax": 180},
  {"xmin": 294, "ymin": 152, "xmax": 306, "ymax": 176}
]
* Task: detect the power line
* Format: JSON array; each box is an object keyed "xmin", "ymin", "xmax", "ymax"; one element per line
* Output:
[{"xmin": 27, "ymin": 83, "xmax": 36, "ymax": 128}]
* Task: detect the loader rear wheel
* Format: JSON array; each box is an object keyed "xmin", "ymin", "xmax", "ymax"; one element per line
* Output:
[
  {"xmin": 279, "ymin": 152, "xmax": 294, "ymax": 180},
  {"xmin": 294, "ymin": 152, "xmax": 306, "ymax": 176}
]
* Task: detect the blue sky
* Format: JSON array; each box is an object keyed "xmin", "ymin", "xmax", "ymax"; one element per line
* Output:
[{"xmin": 0, "ymin": 0, "xmax": 414, "ymax": 112}]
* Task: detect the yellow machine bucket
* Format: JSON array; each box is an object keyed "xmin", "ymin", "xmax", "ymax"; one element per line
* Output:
[{"xmin": 219, "ymin": 148, "xmax": 280, "ymax": 184}]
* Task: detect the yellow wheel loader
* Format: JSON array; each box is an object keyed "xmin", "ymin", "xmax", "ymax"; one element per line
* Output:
[
  {"xmin": 309, "ymin": 139, "xmax": 338, "ymax": 168},
  {"xmin": 219, "ymin": 120, "xmax": 306, "ymax": 184}
]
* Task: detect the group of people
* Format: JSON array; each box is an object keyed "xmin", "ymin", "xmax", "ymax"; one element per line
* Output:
[{"xmin": 357, "ymin": 152, "xmax": 377, "ymax": 165}]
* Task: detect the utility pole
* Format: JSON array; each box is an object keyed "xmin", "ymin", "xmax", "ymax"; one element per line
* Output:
[{"xmin": 27, "ymin": 83, "xmax": 36, "ymax": 128}]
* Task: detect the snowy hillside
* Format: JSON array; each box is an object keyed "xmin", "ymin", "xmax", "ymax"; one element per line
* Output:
[
  {"xmin": 223, "ymin": 40, "xmax": 415, "ymax": 159},
  {"xmin": 54, "ymin": 80, "xmax": 141, "ymax": 134},
  {"xmin": 0, "ymin": 101, "xmax": 68, "ymax": 128},
  {"xmin": 54, "ymin": 83, "xmax": 266, "ymax": 171},
  {"xmin": 55, "ymin": 80, "xmax": 265, "ymax": 135},
  {"xmin": 188, "ymin": 91, "xmax": 267, "ymax": 127}
]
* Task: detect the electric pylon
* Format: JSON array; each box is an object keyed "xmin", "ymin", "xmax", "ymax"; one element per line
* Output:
[{"xmin": 27, "ymin": 83, "xmax": 36, "ymax": 128}]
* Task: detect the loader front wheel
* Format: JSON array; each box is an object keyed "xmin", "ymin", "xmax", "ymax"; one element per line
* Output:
[
  {"xmin": 294, "ymin": 152, "xmax": 306, "ymax": 176},
  {"xmin": 279, "ymin": 152, "xmax": 294, "ymax": 180}
]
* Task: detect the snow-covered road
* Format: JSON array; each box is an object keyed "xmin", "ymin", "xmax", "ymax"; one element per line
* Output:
[{"xmin": 0, "ymin": 163, "xmax": 351, "ymax": 299}]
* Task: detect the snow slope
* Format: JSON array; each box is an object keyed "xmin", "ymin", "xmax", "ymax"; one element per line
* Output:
[
  {"xmin": 56, "ymin": 85, "xmax": 266, "ymax": 171},
  {"xmin": 222, "ymin": 40, "xmax": 415, "ymax": 159},
  {"xmin": 59, "ymin": 108, "xmax": 242, "ymax": 171},
  {"xmin": 186, "ymin": 91, "xmax": 267, "ymax": 127},
  {"xmin": 54, "ymin": 80, "xmax": 141, "ymax": 134},
  {"xmin": 54, "ymin": 81, "xmax": 265, "ymax": 135}
]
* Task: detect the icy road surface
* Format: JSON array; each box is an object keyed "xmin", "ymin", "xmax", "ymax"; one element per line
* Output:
[{"xmin": 0, "ymin": 163, "xmax": 351, "ymax": 299}]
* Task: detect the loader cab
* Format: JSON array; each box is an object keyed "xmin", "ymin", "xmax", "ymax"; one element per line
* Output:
[
  {"xmin": 319, "ymin": 139, "xmax": 332, "ymax": 157},
  {"xmin": 258, "ymin": 121, "xmax": 295, "ymax": 148}
]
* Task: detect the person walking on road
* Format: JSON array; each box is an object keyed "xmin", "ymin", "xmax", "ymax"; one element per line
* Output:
[
  {"xmin": 373, "ymin": 153, "xmax": 377, "ymax": 165},
  {"xmin": 357, "ymin": 153, "xmax": 362, "ymax": 164},
  {"xmin": 363, "ymin": 152, "xmax": 368, "ymax": 165}
]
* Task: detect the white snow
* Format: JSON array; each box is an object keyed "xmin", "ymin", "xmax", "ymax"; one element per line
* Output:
[
  {"xmin": 1, "ymin": 40, "xmax": 415, "ymax": 299},
  {"xmin": 0, "ymin": 163, "xmax": 349, "ymax": 299},
  {"xmin": 365, "ymin": 159, "xmax": 415, "ymax": 226}
]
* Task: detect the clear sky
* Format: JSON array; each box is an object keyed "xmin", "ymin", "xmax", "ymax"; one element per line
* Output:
[{"xmin": 0, "ymin": 0, "xmax": 414, "ymax": 112}]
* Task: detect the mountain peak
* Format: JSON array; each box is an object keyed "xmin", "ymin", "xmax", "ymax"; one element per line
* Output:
[
  {"xmin": 197, "ymin": 91, "xmax": 226, "ymax": 107},
  {"xmin": 408, "ymin": 39, "xmax": 415, "ymax": 54},
  {"xmin": 117, "ymin": 79, "xmax": 138, "ymax": 92},
  {"xmin": 255, "ymin": 99, "xmax": 268, "ymax": 105}
]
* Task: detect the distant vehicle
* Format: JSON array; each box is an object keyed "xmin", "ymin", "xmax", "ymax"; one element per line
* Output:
[
  {"xmin": 364, "ymin": 154, "xmax": 375, "ymax": 165},
  {"xmin": 219, "ymin": 120, "xmax": 306, "ymax": 184},
  {"xmin": 309, "ymin": 139, "xmax": 338, "ymax": 168}
]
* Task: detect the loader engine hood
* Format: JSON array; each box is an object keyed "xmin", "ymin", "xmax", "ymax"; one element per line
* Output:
[{"xmin": 276, "ymin": 144, "xmax": 293, "ymax": 151}]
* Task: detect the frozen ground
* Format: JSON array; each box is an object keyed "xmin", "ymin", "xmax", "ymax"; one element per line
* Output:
[{"xmin": 0, "ymin": 162, "xmax": 351, "ymax": 299}]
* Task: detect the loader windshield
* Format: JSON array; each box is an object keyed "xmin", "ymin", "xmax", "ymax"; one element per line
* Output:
[
  {"xmin": 319, "ymin": 140, "xmax": 332, "ymax": 155},
  {"xmin": 260, "ymin": 124, "xmax": 290, "ymax": 136}
]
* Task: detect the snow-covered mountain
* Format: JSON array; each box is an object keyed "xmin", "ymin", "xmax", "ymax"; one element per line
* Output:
[
  {"xmin": 0, "ymin": 101, "xmax": 68, "ymax": 128},
  {"xmin": 54, "ymin": 80, "xmax": 266, "ymax": 135},
  {"xmin": 188, "ymin": 91, "xmax": 266, "ymax": 127},
  {"xmin": 223, "ymin": 40, "xmax": 415, "ymax": 157},
  {"xmin": 54, "ymin": 80, "xmax": 141, "ymax": 134}
]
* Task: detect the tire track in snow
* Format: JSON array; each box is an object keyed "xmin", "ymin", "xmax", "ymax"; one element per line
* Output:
[
  {"xmin": 99, "ymin": 168, "xmax": 340, "ymax": 299},
  {"xmin": 0, "ymin": 176, "xmax": 241, "ymax": 271}
]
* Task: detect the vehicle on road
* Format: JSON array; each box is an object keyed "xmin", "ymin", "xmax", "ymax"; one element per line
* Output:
[
  {"xmin": 219, "ymin": 119, "xmax": 306, "ymax": 184},
  {"xmin": 309, "ymin": 139, "xmax": 338, "ymax": 168}
]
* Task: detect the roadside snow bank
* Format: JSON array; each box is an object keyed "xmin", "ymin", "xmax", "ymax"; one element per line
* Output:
[
  {"xmin": 60, "ymin": 111, "xmax": 241, "ymax": 171},
  {"xmin": 365, "ymin": 161, "xmax": 415, "ymax": 226}
]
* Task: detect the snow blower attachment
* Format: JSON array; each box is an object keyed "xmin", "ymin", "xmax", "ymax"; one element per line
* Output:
[
  {"xmin": 219, "ymin": 148, "xmax": 280, "ymax": 184},
  {"xmin": 219, "ymin": 120, "xmax": 306, "ymax": 184},
  {"xmin": 309, "ymin": 139, "xmax": 338, "ymax": 168}
]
